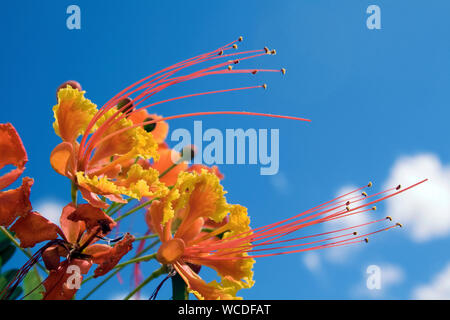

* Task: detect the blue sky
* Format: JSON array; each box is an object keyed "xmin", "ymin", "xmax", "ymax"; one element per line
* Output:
[{"xmin": 1, "ymin": 0, "xmax": 450, "ymax": 299}]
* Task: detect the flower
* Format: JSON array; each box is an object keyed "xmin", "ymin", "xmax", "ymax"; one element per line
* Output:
[
  {"xmin": 146, "ymin": 170, "xmax": 253, "ymax": 300},
  {"xmin": 50, "ymin": 38, "xmax": 309, "ymax": 208},
  {"xmin": 147, "ymin": 170, "xmax": 427, "ymax": 300},
  {"xmin": 50, "ymin": 85, "xmax": 168, "ymax": 208},
  {"xmin": 3, "ymin": 202, "xmax": 135, "ymax": 300},
  {"xmin": 0, "ymin": 123, "xmax": 33, "ymax": 228}
]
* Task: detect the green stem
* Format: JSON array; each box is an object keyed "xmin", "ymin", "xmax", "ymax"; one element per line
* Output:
[
  {"xmin": 0, "ymin": 227, "xmax": 48, "ymax": 274},
  {"xmin": 106, "ymin": 202, "xmax": 127, "ymax": 217},
  {"xmin": 123, "ymin": 265, "xmax": 167, "ymax": 300},
  {"xmin": 115, "ymin": 199, "xmax": 156, "ymax": 222},
  {"xmin": 158, "ymin": 158, "xmax": 184, "ymax": 180},
  {"xmin": 71, "ymin": 182, "xmax": 78, "ymax": 206},
  {"xmin": 172, "ymin": 273, "xmax": 189, "ymax": 300},
  {"xmin": 134, "ymin": 234, "xmax": 159, "ymax": 242}
]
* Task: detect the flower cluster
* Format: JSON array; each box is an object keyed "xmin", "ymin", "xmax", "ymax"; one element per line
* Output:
[{"xmin": 0, "ymin": 38, "xmax": 426, "ymax": 300}]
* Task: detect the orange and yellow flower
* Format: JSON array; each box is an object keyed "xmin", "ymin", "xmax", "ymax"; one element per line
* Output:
[
  {"xmin": 146, "ymin": 170, "xmax": 254, "ymax": 300},
  {"xmin": 50, "ymin": 85, "xmax": 169, "ymax": 208},
  {"xmin": 147, "ymin": 170, "xmax": 427, "ymax": 300}
]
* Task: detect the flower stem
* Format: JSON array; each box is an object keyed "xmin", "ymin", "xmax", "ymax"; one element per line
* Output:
[
  {"xmin": 133, "ymin": 234, "xmax": 159, "ymax": 242},
  {"xmin": 172, "ymin": 273, "xmax": 189, "ymax": 300},
  {"xmin": 158, "ymin": 158, "xmax": 184, "ymax": 179},
  {"xmin": 123, "ymin": 265, "xmax": 167, "ymax": 300},
  {"xmin": 71, "ymin": 182, "xmax": 78, "ymax": 206},
  {"xmin": 114, "ymin": 199, "xmax": 156, "ymax": 222}
]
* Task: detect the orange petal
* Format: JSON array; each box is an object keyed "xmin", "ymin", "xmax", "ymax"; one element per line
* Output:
[
  {"xmin": 0, "ymin": 123, "xmax": 27, "ymax": 190},
  {"xmin": 43, "ymin": 259, "xmax": 92, "ymax": 300},
  {"xmin": 50, "ymin": 142, "xmax": 74, "ymax": 177},
  {"xmin": 151, "ymin": 146, "xmax": 188, "ymax": 185},
  {"xmin": 145, "ymin": 200, "xmax": 169, "ymax": 241},
  {"xmin": 93, "ymin": 233, "xmax": 134, "ymax": 277},
  {"xmin": 60, "ymin": 203, "xmax": 85, "ymax": 244},
  {"xmin": 128, "ymin": 111, "xmax": 169, "ymax": 144},
  {"xmin": 67, "ymin": 203, "xmax": 116, "ymax": 236},
  {"xmin": 187, "ymin": 256, "xmax": 252, "ymax": 284},
  {"xmin": 174, "ymin": 262, "xmax": 240, "ymax": 300},
  {"xmin": 82, "ymin": 243, "xmax": 112, "ymax": 263},
  {"xmin": 10, "ymin": 211, "xmax": 61, "ymax": 248},
  {"xmin": 0, "ymin": 177, "xmax": 33, "ymax": 227},
  {"xmin": 79, "ymin": 187, "xmax": 110, "ymax": 209}
]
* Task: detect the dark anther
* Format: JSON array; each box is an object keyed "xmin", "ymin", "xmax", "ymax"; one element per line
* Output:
[
  {"xmin": 117, "ymin": 97, "xmax": 134, "ymax": 114},
  {"xmin": 144, "ymin": 117, "xmax": 157, "ymax": 132},
  {"xmin": 98, "ymin": 219, "xmax": 112, "ymax": 235}
]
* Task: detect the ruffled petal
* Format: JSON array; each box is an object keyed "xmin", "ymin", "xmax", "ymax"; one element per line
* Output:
[
  {"xmin": 76, "ymin": 164, "xmax": 168, "ymax": 203},
  {"xmin": 93, "ymin": 233, "xmax": 134, "ymax": 277},
  {"xmin": 118, "ymin": 164, "xmax": 169, "ymax": 199},
  {"xmin": 10, "ymin": 211, "xmax": 61, "ymax": 248},
  {"xmin": 60, "ymin": 203, "xmax": 85, "ymax": 244},
  {"xmin": 90, "ymin": 109, "xmax": 159, "ymax": 165},
  {"xmin": 174, "ymin": 262, "xmax": 243, "ymax": 300},
  {"xmin": 67, "ymin": 203, "xmax": 116, "ymax": 236},
  {"xmin": 128, "ymin": 111, "xmax": 169, "ymax": 144},
  {"xmin": 43, "ymin": 259, "xmax": 92, "ymax": 300},
  {"xmin": 174, "ymin": 171, "xmax": 230, "ymax": 239},
  {"xmin": 76, "ymin": 172, "xmax": 126, "ymax": 206},
  {"xmin": 53, "ymin": 87, "xmax": 98, "ymax": 142},
  {"xmin": 0, "ymin": 123, "xmax": 27, "ymax": 190},
  {"xmin": 0, "ymin": 177, "xmax": 33, "ymax": 227},
  {"xmin": 187, "ymin": 165, "xmax": 224, "ymax": 180},
  {"xmin": 146, "ymin": 187, "xmax": 180, "ymax": 236}
]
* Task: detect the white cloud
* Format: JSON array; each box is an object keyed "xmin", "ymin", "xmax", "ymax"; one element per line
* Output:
[
  {"xmin": 302, "ymin": 252, "xmax": 321, "ymax": 273},
  {"xmin": 381, "ymin": 264, "xmax": 405, "ymax": 288},
  {"xmin": 413, "ymin": 262, "xmax": 450, "ymax": 300},
  {"xmin": 270, "ymin": 172, "xmax": 290, "ymax": 194},
  {"xmin": 34, "ymin": 199, "xmax": 64, "ymax": 225},
  {"xmin": 384, "ymin": 153, "xmax": 450, "ymax": 242}
]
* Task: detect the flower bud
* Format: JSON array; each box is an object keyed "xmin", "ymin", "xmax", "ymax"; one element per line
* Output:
[{"xmin": 56, "ymin": 80, "xmax": 82, "ymax": 99}]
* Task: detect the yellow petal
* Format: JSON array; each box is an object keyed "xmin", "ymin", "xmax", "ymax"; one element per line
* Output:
[
  {"xmin": 90, "ymin": 110, "xmax": 159, "ymax": 165},
  {"xmin": 174, "ymin": 170, "xmax": 230, "ymax": 239},
  {"xmin": 175, "ymin": 262, "xmax": 245, "ymax": 300},
  {"xmin": 53, "ymin": 87, "xmax": 98, "ymax": 142}
]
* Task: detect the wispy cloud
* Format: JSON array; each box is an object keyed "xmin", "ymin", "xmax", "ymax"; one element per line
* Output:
[
  {"xmin": 269, "ymin": 171, "xmax": 290, "ymax": 194},
  {"xmin": 34, "ymin": 199, "xmax": 65, "ymax": 225},
  {"xmin": 413, "ymin": 262, "xmax": 450, "ymax": 299},
  {"xmin": 384, "ymin": 153, "xmax": 450, "ymax": 242},
  {"xmin": 302, "ymin": 252, "xmax": 322, "ymax": 273}
]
